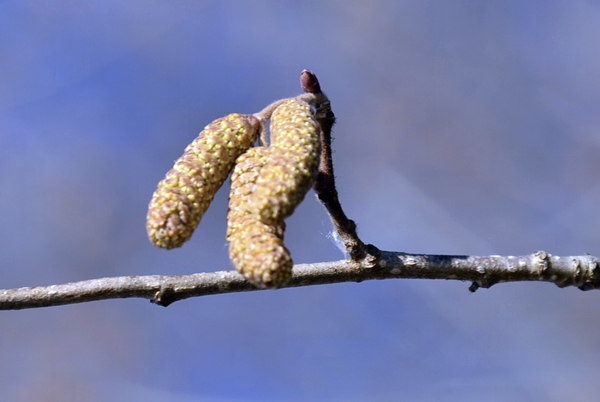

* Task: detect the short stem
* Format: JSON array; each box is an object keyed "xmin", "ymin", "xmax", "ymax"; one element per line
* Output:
[{"xmin": 300, "ymin": 69, "xmax": 370, "ymax": 261}]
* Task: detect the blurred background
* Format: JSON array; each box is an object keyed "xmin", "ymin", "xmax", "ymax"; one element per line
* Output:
[{"xmin": 1, "ymin": 1, "xmax": 600, "ymax": 400}]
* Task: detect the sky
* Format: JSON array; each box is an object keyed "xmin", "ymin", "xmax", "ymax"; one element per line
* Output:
[{"xmin": 2, "ymin": 1, "xmax": 600, "ymax": 401}]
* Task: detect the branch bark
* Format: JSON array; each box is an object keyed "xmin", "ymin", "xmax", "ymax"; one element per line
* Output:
[{"xmin": 1, "ymin": 249, "xmax": 599, "ymax": 310}]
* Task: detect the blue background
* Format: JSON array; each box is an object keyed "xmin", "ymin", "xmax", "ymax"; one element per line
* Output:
[{"xmin": 2, "ymin": 1, "xmax": 600, "ymax": 400}]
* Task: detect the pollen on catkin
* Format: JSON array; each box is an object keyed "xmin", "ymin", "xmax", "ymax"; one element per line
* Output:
[
  {"xmin": 251, "ymin": 98, "xmax": 321, "ymax": 225},
  {"xmin": 147, "ymin": 113, "xmax": 260, "ymax": 249},
  {"xmin": 227, "ymin": 147, "xmax": 291, "ymax": 288},
  {"xmin": 227, "ymin": 147, "xmax": 285, "ymax": 240}
]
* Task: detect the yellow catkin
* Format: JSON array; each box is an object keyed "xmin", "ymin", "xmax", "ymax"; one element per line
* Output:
[
  {"xmin": 147, "ymin": 113, "xmax": 259, "ymax": 249},
  {"xmin": 251, "ymin": 98, "xmax": 321, "ymax": 224},
  {"xmin": 227, "ymin": 147, "xmax": 284, "ymax": 240},
  {"xmin": 226, "ymin": 99, "xmax": 320, "ymax": 289},
  {"xmin": 227, "ymin": 147, "xmax": 291, "ymax": 288}
]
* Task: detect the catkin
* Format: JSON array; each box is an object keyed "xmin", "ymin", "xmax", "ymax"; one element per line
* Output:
[
  {"xmin": 226, "ymin": 98, "xmax": 320, "ymax": 289},
  {"xmin": 147, "ymin": 113, "xmax": 259, "ymax": 249},
  {"xmin": 227, "ymin": 147, "xmax": 291, "ymax": 288},
  {"xmin": 251, "ymin": 98, "xmax": 321, "ymax": 224},
  {"xmin": 227, "ymin": 147, "xmax": 285, "ymax": 241}
]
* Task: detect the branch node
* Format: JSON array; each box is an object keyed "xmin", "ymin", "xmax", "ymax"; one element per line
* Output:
[
  {"xmin": 578, "ymin": 255, "xmax": 600, "ymax": 290},
  {"xmin": 533, "ymin": 250, "xmax": 548, "ymax": 274},
  {"xmin": 152, "ymin": 285, "xmax": 177, "ymax": 307},
  {"xmin": 361, "ymin": 244, "xmax": 381, "ymax": 268}
]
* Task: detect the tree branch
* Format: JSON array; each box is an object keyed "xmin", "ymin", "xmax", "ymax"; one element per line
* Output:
[
  {"xmin": 2, "ymin": 69, "xmax": 597, "ymax": 311},
  {"xmin": 1, "ymin": 250, "xmax": 599, "ymax": 310}
]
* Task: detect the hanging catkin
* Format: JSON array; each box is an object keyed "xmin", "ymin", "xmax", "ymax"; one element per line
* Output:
[
  {"xmin": 147, "ymin": 113, "xmax": 259, "ymax": 249},
  {"xmin": 226, "ymin": 98, "xmax": 320, "ymax": 288},
  {"xmin": 227, "ymin": 147, "xmax": 290, "ymax": 288}
]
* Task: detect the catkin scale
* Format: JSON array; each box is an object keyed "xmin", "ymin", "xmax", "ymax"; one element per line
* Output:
[
  {"xmin": 227, "ymin": 147, "xmax": 291, "ymax": 288},
  {"xmin": 147, "ymin": 113, "xmax": 259, "ymax": 249},
  {"xmin": 227, "ymin": 147, "xmax": 283, "ymax": 239}
]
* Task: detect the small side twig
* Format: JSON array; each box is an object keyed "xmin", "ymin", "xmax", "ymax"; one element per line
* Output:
[{"xmin": 300, "ymin": 69, "xmax": 369, "ymax": 261}]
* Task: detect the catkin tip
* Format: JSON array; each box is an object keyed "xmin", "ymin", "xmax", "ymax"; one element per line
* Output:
[{"xmin": 228, "ymin": 221, "xmax": 292, "ymax": 289}]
